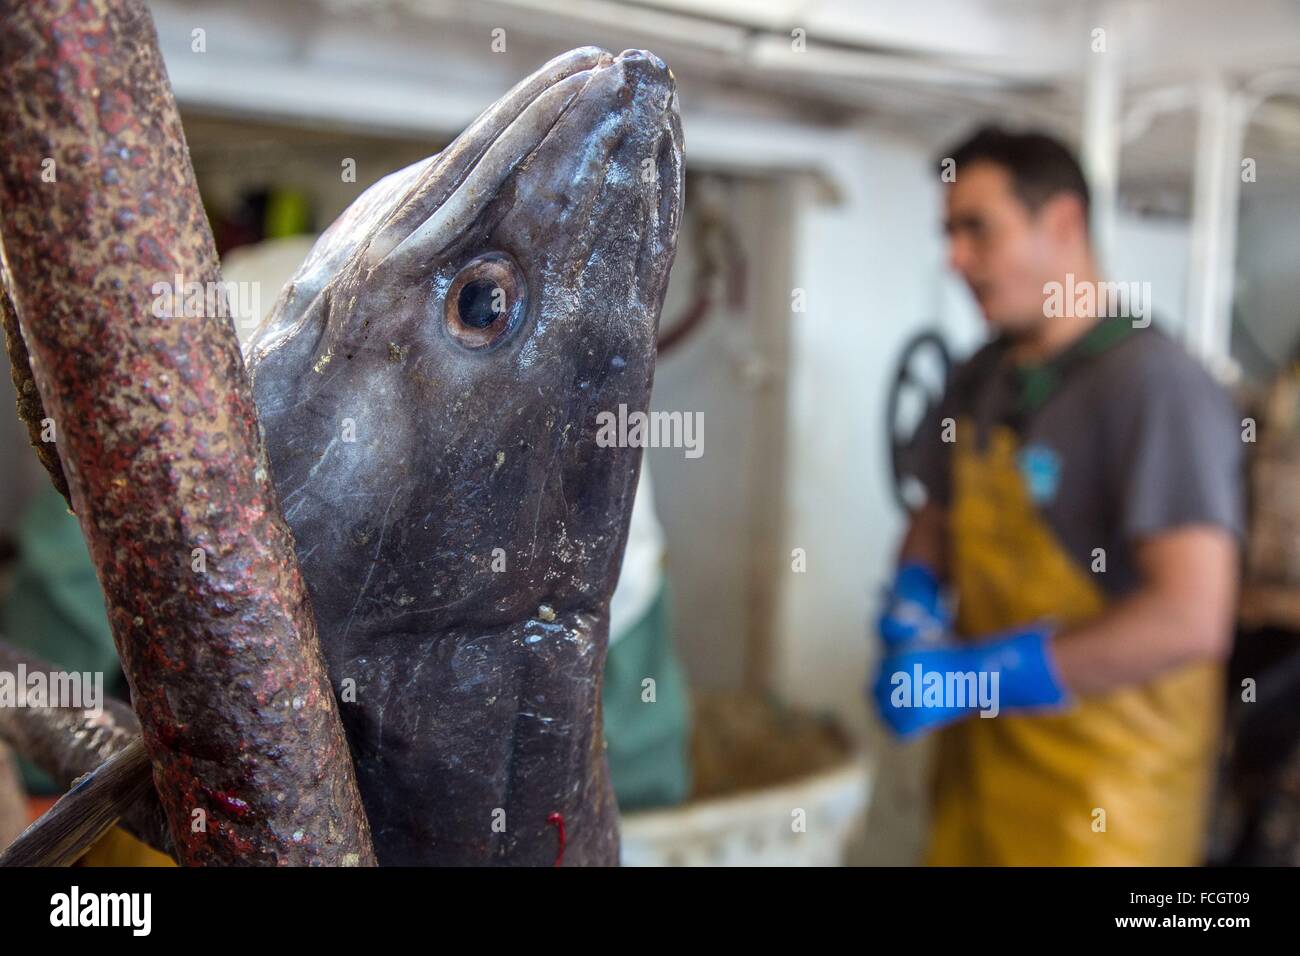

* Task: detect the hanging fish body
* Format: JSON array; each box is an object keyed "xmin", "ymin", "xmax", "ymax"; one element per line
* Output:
[{"xmin": 247, "ymin": 47, "xmax": 683, "ymax": 865}]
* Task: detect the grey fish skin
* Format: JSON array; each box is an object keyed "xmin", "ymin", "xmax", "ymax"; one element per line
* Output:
[{"xmin": 247, "ymin": 48, "xmax": 682, "ymax": 865}]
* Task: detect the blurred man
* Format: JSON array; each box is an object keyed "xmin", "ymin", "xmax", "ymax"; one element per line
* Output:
[{"xmin": 872, "ymin": 127, "xmax": 1243, "ymax": 865}]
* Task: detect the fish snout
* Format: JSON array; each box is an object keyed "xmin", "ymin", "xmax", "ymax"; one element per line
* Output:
[
  {"xmin": 605, "ymin": 50, "xmax": 683, "ymax": 306},
  {"xmin": 615, "ymin": 48, "xmax": 669, "ymax": 80},
  {"xmin": 610, "ymin": 48, "xmax": 678, "ymax": 118}
]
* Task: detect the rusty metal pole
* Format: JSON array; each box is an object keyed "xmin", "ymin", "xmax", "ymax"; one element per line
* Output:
[{"xmin": 0, "ymin": 0, "xmax": 375, "ymax": 865}]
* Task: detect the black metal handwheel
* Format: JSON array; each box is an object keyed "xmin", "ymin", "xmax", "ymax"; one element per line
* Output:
[{"xmin": 886, "ymin": 329, "xmax": 951, "ymax": 512}]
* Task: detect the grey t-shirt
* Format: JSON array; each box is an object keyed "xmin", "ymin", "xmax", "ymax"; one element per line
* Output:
[{"xmin": 914, "ymin": 325, "xmax": 1245, "ymax": 599}]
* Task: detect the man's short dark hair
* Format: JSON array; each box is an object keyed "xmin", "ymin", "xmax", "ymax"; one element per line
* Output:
[{"xmin": 941, "ymin": 125, "xmax": 1090, "ymax": 225}]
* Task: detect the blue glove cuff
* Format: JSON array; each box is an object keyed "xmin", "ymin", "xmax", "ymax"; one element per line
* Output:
[
  {"xmin": 871, "ymin": 624, "xmax": 1069, "ymax": 739},
  {"xmin": 975, "ymin": 626, "xmax": 1068, "ymax": 711}
]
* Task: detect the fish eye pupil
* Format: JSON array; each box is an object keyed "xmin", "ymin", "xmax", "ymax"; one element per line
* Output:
[
  {"xmin": 458, "ymin": 278, "xmax": 502, "ymax": 329},
  {"xmin": 443, "ymin": 253, "xmax": 525, "ymax": 350}
]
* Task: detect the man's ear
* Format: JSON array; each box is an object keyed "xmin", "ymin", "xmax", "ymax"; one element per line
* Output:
[{"xmin": 1039, "ymin": 192, "xmax": 1089, "ymax": 248}]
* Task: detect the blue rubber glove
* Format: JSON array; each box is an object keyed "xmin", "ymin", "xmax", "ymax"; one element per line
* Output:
[
  {"xmin": 872, "ymin": 624, "xmax": 1068, "ymax": 739},
  {"xmin": 876, "ymin": 562, "xmax": 950, "ymax": 649}
]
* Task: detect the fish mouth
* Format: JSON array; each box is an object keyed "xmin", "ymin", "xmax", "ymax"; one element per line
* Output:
[{"xmin": 369, "ymin": 46, "xmax": 681, "ymax": 269}]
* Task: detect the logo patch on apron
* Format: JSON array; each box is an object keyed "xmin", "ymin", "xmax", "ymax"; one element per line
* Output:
[{"xmin": 1017, "ymin": 444, "xmax": 1062, "ymax": 505}]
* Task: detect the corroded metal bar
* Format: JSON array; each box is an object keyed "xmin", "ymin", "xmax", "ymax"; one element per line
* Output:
[{"xmin": 0, "ymin": 0, "xmax": 374, "ymax": 865}]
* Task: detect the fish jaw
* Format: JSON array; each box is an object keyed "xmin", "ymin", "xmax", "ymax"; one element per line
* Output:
[
  {"xmin": 337, "ymin": 608, "xmax": 615, "ymax": 865},
  {"xmin": 248, "ymin": 48, "xmax": 682, "ymax": 864}
]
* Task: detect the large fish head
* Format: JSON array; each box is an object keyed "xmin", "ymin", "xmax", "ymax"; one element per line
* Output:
[{"xmin": 247, "ymin": 47, "xmax": 682, "ymax": 865}]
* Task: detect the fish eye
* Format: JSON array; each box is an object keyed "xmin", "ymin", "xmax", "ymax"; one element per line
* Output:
[{"xmin": 444, "ymin": 253, "xmax": 526, "ymax": 349}]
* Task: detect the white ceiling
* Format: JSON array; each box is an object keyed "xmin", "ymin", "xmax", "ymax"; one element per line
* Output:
[{"xmin": 155, "ymin": 0, "xmax": 1300, "ymax": 202}]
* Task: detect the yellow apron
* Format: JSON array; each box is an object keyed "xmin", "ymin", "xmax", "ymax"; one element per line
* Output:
[
  {"xmin": 76, "ymin": 826, "xmax": 176, "ymax": 867},
  {"xmin": 926, "ymin": 421, "xmax": 1221, "ymax": 865}
]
